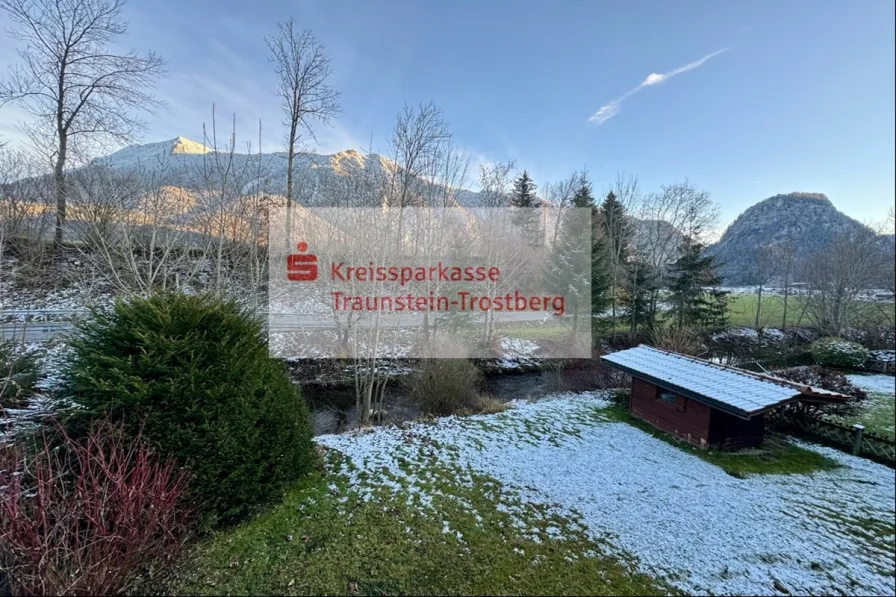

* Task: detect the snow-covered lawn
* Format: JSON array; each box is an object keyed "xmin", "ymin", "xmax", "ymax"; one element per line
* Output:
[
  {"xmin": 318, "ymin": 392, "xmax": 896, "ymax": 596},
  {"xmin": 846, "ymin": 373, "xmax": 896, "ymax": 396},
  {"xmin": 843, "ymin": 373, "xmax": 896, "ymax": 438}
]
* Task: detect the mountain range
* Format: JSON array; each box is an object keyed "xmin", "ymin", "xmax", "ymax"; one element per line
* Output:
[
  {"xmin": 76, "ymin": 138, "xmax": 893, "ymax": 284},
  {"xmin": 89, "ymin": 137, "xmax": 482, "ymax": 207}
]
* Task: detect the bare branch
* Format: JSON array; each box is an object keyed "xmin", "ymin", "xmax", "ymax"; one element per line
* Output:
[
  {"xmin": 0, "ymin": 0, "xmax": 166, "ymax": 244},
  {"xmin": 266, "ymin": 19, "xmax": 340, "ymax": 208}
]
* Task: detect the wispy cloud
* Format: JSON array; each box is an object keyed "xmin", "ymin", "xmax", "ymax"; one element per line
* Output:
[{"xmin": 588, "ymin": 47, "xmax": 731, "ymax": 125}]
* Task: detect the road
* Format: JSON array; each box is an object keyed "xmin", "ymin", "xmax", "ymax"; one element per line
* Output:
[{"xmin": 2, "ymin": 309, "xmax": 557, "ymax": 342}]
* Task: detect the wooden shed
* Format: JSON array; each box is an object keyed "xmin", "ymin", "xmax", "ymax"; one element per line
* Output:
[{"xmin": 601, "ymin": 345, "xmax": 849, "ymax": 449}]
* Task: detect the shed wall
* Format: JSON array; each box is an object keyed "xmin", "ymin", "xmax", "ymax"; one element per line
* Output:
[
  {"xmin": 708, "ymin": 410, "xmax": 764, "ymax": 449},
  {"xmin": 629, "ymin": 378, "xmax": 712, "ymax": 447}
]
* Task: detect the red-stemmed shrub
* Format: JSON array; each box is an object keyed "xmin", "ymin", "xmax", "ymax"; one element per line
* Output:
[{"xmin": 0, "ymin": 419, "xmax": 192, "ymax": 596}]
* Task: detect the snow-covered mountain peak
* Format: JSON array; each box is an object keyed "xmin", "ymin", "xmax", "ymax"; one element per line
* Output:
[
  {"xmin": 327, "ymin": 149, "xmax": 367, "ymax": 175},
  {"xmin": 170, "ymin": 136, "xmax": 211, "ymax": 154},
  {"xmin": 93, "ymin": 136, "xmax": 210, "ymax": 169}
]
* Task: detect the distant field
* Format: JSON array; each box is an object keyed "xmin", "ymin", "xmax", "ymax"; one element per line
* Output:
[
  {"xmin": 725, "ymin": 294, "xmax": 895, "ymax": 329},
  {"xmin": 496, "ymin": 320, "xmax": 569, "ymax": 341},
  {"xmin": 577, "ymin": 293, "xmax": 895, "ymax": 338}
]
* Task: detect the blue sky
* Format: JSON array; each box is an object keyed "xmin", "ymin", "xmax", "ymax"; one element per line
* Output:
[{"xmin": 1, "ymin": 0, "xmax": 893, "ymax": 229}]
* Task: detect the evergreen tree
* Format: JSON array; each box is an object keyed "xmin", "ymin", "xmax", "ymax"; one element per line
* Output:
[
  {"xmin": 705, "ymin": 288, "xmax": 731, "ymax": 331},
  {"xmin": 510, "ymin": 170, "xmax": 542, "ymax": 247},
  {"xmin": 600, "ymin": 192, "xmax": 630, "ymax": 262},
  {"xmin": 666, "ymin": 240, "xmax": 724, "ymax": 330},
  {"xmin": 510, "ymin": 170, "xmax": 539, "ymax": 208},
  {"xmin": 547, "ymin": 180, "xmax": 610, "ymax": 338},
  {"xmin": 546, "ymin": 193, "xmax": 590, "ymax": 335},
  {"xmin": 621, "ymin": 260, "xmax": 659, "ymax": 336},
  {"xmin": 579, "ymin": 185, "xmax": 611, "ymax": 322},
  {"xmin": 600, "ymin": 191, "xmax": 631, "ymax": 338}
]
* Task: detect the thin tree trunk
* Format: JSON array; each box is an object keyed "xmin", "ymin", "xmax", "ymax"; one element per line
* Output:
[
  {"xmin": 782, "ymin": 278, "xmax": 789, "ymax": 331},
  {"xmin": 286, "ymin": 124, "xmax": 297, "ymax": 244},
  {"xmin": 54, "ymin": 132, "xmax": 68, "ymax": 246},
  {"xmin": 286, "ymin": 134, "xmax": 296, "ymax": 206},
  {"xmin": 755, "ymin": 286, "xmax": 763, "ymax": 329},
  {"xmin": 610, "ymin": 268, "xmax": 617, "ymax": 343}
]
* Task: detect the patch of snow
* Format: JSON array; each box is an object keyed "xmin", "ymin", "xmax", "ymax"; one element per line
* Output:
[
  {"xmin": 869, "ymin": 350, "xmax": 895, "ymax": 364},
  {"xmin": 844, "ymin": 374, "xmax": 896, "ymax": 396},
  {"xmin": 500, "ymin": 337, "xmax": 539, "ymax": 358},
  {"xmin": 711, "ymin": 327, "xmax": 786, "ymax": 344},
  {"xmin": 317, "ymin": 391, "xmax": 895, "ymax": 596},
  {"xmin": 762, "ymin": 328, "xmax": 786, "ymax": 341},
  {"xmin": 712, "ymin": 327, "xmax": 759, "ymax": 342}
]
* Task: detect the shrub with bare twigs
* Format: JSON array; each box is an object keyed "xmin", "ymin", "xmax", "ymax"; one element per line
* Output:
[
  {"xmin": 0, "ymin": 419, "xmax": 192, "ymax": 596},
  {"xmin": 647, "ymin": 325, "xmax": 701, "ymax": 355}
]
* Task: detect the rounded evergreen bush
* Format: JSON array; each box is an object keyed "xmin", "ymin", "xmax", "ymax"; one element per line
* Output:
[
  {"xmin": 61, "ymin": 293, "xmax": 315, "ymax": 526},
  {"xmin": 810, "ymin": 337, "xmax": 870, "ymax": 369}
]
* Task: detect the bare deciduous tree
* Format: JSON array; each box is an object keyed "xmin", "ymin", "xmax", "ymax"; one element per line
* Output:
[
  {"xmin": 0, "ymin": 144, "xmax": 53, "ymax": 273},
  {"xmin": 428, "ymin": 139, "xmax": 470, "ymax": 209},
  {"xmin": 775, "ymin": 236, "xmax": 798, "ymax": 330},
  {"xmin": 804, "ymin": 227, "xmax": 885, "ymax": 337},
  {"xmin": 74, "ymin": 160, "xmax": 195, "ymax": 295},
  {"xmin": 634, "ymin": 180, "xmax": 718, "ymax": 324},
  {"xmin": 542, "ymin": 171, "xmax": 583, "ymax": 249},
  {"xmin": 266, "ymin": 19, "xmax": 340, "ymax": 212},
  {"xmin": 0, "ymin": 0, "xmax": 165, "ymax": 246},
  {"xmin": 881, "ymin": 207, "xmax": 895, "ymax": 297},
  {"xmin": 387, "ymin": 101, "xmax": 450, "ymax": 254},
  {"xmin": 747, "ymin": 243, "xmax": 777, "ymax": 329},
  {"xmin": 477, "ymin": 160, "xmax": 515, "ymax": 208},
  {"xmin": 389, "ymin": 102, "xmax": 450, "ymax": 206},
  {"xmin": 188, "ymin": 106, "xmax": 273, "ymax": 296}
]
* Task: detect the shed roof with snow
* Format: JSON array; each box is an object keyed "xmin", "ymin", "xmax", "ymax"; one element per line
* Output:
[{"xmin": 601, "ymin": 345, "xmax": 848, "ymax": 419}]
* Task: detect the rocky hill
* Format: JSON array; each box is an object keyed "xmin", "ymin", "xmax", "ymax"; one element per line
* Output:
[{"xmin": 707, "ymin": 193, "xmax": 875, "ymax": 284}]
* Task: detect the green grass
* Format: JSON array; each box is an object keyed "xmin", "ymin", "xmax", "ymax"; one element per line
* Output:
[
  {"xmin": 597, "ymin": 405, "xmax": 840, "ymax": 478},
  {"xmin": 173, "ymin": 450, "xmax": 671, "ymax": 596},
  {"xmin": 495, "ymin": 320, "xmax": 570, "ymax": 342},
  {"xmin": 834, "ymin": 390, "xmax": 896, "ymax": 440},
  {"xmin": 598, "ymin": 295, "xmax": 802, "ymax": 335},
  {"xmin": 855, "ymin": 392, "xmax": 896, "ymax": 439},
  {"xmin": 725, "ymin": 294, "xmax": 895, "ymax": 329},
  {"xmin": 595, "ymin": 294, "xmax": 894, "ymax": 332},
  {"xmin": 725, "ymin": 294, "xmax": 796, "ymax": 328}
]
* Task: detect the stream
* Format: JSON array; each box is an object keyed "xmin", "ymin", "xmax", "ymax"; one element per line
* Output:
[{"xmin": 303, "ymin": 370, "xmax": 560, "ymax": 435}]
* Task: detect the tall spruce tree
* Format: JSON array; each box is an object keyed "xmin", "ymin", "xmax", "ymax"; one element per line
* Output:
[
  {"xmin": 621, "ymin": 260, "xmax": 659, "ymax": 336},
  {"xmin": 705, "ymin": 288, "xmax": 731, "ymax": 331},
  {"xmin": 581, "ymin": 186, "xmax": 611, "ymax": 325},
  {"xmin": 510, "ymin": 170, "xmax": 543, "ymax": 248},
  {"xmin": 547, "ymin": 180, "xmax": 610, "ymax": 338},
  {"xmin": 666, "ymin": 240, "xmax": 725, "ymax": 330},
  {"xmin": 546, "ymin": 186, "xmax": 591, "ymax": 334},
  {"xmin": 600, "ymin": 191, "xmax": 631, "ymax": 339}
]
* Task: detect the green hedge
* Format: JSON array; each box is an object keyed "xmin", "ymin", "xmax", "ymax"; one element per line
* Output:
[
  {"xmin": 61, "ymin": 293, "xmax": 315, "ymax": 526},
  {"xmin": 810, "ymin": 337, "xmax": 870, "ymax": 369}
]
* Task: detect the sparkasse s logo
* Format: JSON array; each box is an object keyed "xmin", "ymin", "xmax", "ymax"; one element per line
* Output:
[{"xmin": 286, "ymin": 242, "xmax": 318, "ymax": 281}]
